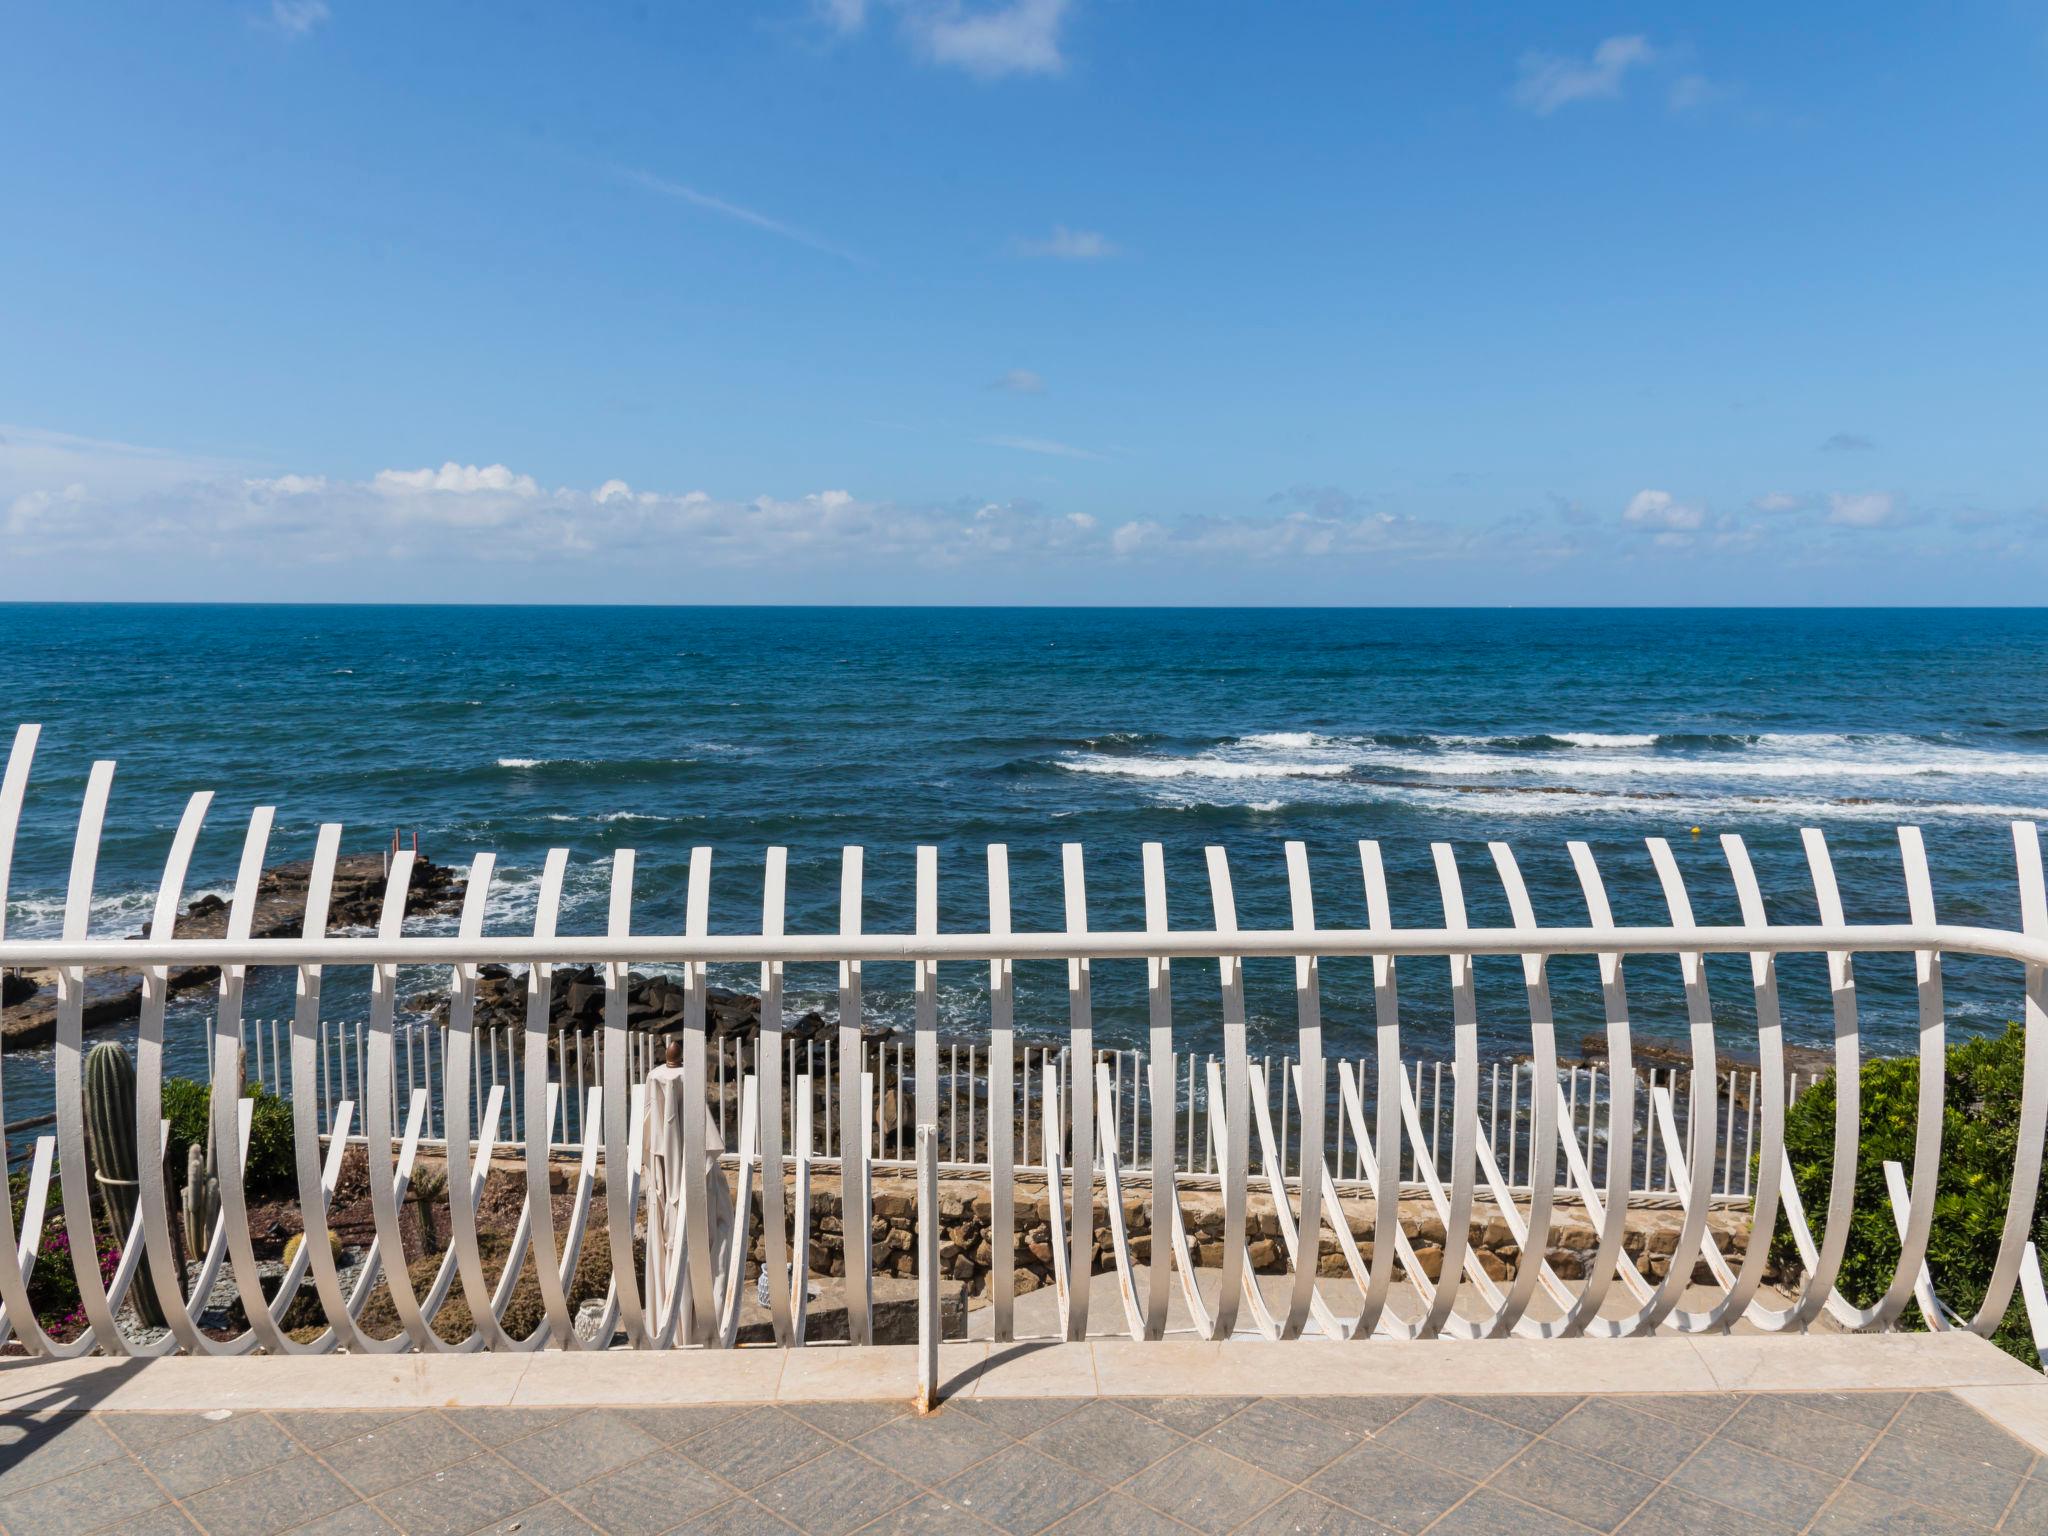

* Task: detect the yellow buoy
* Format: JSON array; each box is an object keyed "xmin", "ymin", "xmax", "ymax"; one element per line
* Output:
[{"xmin": 1690, "ymin": 826, "xmax": 1702, "ymax": 836}]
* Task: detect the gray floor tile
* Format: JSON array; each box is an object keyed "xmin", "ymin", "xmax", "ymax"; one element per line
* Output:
[
  {"xmin": 101, "ymin": 1412, "xmax": 231, "ymax": 1457},
  {"xmin": 291, "ymin": 1507, "xmax": 400, "ymax": 1536},
  {"xmin": 1771, "ymin": 1391, "xmax": 1911, "ymax": 1431},
  {"xmin": 1200, "ymin": 1398, "xmax": 1368, "ymax": 1482},
  {"xmin": 372, "ymin": 1450, "xmax": 547, "ymax": 1536},
  {"xmin": 472, "ymin": 1502, "xmax": 603, "ymax": 1535},
  {"xmin": 559, "ymin": 1450, "xmax": 730, "ymax": 1535},
  {"xmin": 670, "ymin": 1494, "xmax": 801, "ymax": 1534},
  {"xmin": 1305, "ymin": 1440, "xmax": 1474, "ymax": 1535},
  {"xmin": 945, "ymin": 1398, "xmax": 1086, "ymax": 1440},
  {"xmin": 272, "ymin": 1410, "xmax": 422, "ymax": 1452},
  {"xmin": 1124, "ymin": 1442, "xmax": 1290, "ymax": 1535},
  {"xmin": 758, "ymin": 1444, "xmax": 922, "ymax": 1536},
  {"xmin": 1612, "ymin": 1395, "xmax": 1741, "ymax": 1435},
  {"xmin": 854, "ymin": 1491, "xmax": 1001, "ymax": 1533},
  {"xmin": 1445, "ymin": 1396, "xmax": 1583, "ymax": 1435},
  {"xmin": 1119, "ymin": 1397, "xmax": 1257, "ymax": 1436},
  {"xmin": 1495, "ymin": 1440, "xmax": 1657, "ymax": 1533},
  {"xmin": 938, "ymin": 1442, "xmax": 1102, "ymax": 1535},
  {"xmin": 1851, "ymin": 1426, "xmax": 2024, "ymax": 1528},
  {"xmin": 100, "ymin": 1503, "xmax": 201, "ymax": 1536},
  {"xmin": 1288, "ymin": 1398, "xmax": 1419, "ymax": 1435},
  {"xmin": 1370, "ymin": 1399, "xmax": 1533, "ymax": 1480},
  {"xmin": 0, "ymin": 1456, "xmax": 170, "ymax": 1536},
  {"xmin": 782, "ymin": 1399, "xmax": 915, "ymax": 1441},
  {"xmin": 136, "ymin": 1413, "xmax": 299, "ymax": 1497},
  {"xmin": 1025, "ymin": 1399, "xmax": 1183, "ymax": 1484},
  {"xmin": 1545, "ymin": 1401, "xmax": 1702, "ymax": 1480},
  {"xmin": 443, "ymin": 1408, "xmax": 587, "ymax": 1447},
  {"xmin": 611, "ymin": 1404, "xmax": 748, "ymax": 1446},
  {"xmin": 1811, "ymin": 1480, "xmax": 1987, "ymax": 1534},
  {"xmin": 1237, "ymin": 1489, "xmax": 1403, "ymax": 1534},
  {"xmin": 1427, "ymin": 1487, "xmax": 1600, "ymax": 1535},
  {"xmin": 493, "ymin": 1409, "xmax": 666, "ymax": 1495},
  {"xmin": 0, "ymin": 1414, "xmax": 126, "ymax": 1491},
  {"xmin": 1884, "ymin": 1392, "xmax": 2036, "ymax": 1474},
  {"xmin": 682, "ymin": 1405, "xmax": 836, "ymax": 1491},
  {"xmin": 181, "ymin": 1453, "xmax": 358, "ymax": 1535},
  {"xmin": 319, "ymin": 1411, "xmax": 483, "ymax": 1497},
  {"xmin": 855, "ymin": 1409, "xmax": 1013, "ymax": 1484},
  {"xmin": 2004, "ymin": 1476, "xmax": 2048, "ymax": 1536},
  {"xmin": 1617, "ymin": 1485, "xmax": 1795, "ymax": 1535},
  {"xmin": 1714, "ymin": 1394, "xmax": 1883, "ymax": 1477},
  {"xmin": 1669, "ymin": 1438, "xmax": 1836, "ymax": 1529},
  {"xmin": 1044, "ymin": 1491, "xmax": 1193, "ymax": 1534}
]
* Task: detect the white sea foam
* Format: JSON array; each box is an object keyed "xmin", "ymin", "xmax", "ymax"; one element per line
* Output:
[
  {"xmin": 496, "ymin": 757, "xmax": 544, "ymax": 769},
  {"xmin": 1236, "ymin": 731, "xmax": 1327, "ymax": 750},
  {"xmin": 1552, "ymin": 732, "xmax": 1658, "ymax": 748},
  {"xmin": 1058, "ymin": 755, "xmax": 1354, "ymax": 781}
]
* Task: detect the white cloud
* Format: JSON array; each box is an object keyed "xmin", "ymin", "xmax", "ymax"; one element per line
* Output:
[
  {"xmin": 904, "ymin": 0, "xmax": 1069, "ymax": 78},
  {"xmin": 1752, "ymin": 491, "xmax": 1808, "ymax": 513},
  {"xmin": 267, "ymin": 0, "xmax": 329, "ymax": 36},
  {"xmin": 1111, "ymin": 520, "xmax": 1161, "ymax": 556},
  {"xmin": 992, "ymin": 368, "xmax": 1046, "ymax": 394},
  {"xmin": 1513, "ymin": 35, "xmax": 1655, "ymax": 115},
  {"xmin": 819, "ymin": 0, "xmax": 867, "ymax": 31},
  {"xmin": 373, "ymin": 462, "xmax": 542, "ymax": 497},
  {"xmin": 594, "ymin": 479, "xmax": 633, "ymax": 504},
  {"xmin": 1622, "ymin": 488, "xmax": 1706, "ymax": 530},
  {"xmin": 1015, "ymin": 225, "xmax": 1116, "ymax": 260},
  {"xmin": 982, "ymin": 434, "xmax": 1102, "ymax": 460},
  {"xmin": 1828, "ymin": 491, "xmax": 1901, "ymax": 528}
]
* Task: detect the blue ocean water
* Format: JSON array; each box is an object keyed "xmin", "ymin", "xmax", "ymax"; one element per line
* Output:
[{"xmin": 3, "ymin": 604, "xmax": 2046, "ymax": 1094}]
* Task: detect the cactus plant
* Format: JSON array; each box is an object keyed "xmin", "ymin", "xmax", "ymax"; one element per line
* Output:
[
  {"xmin": 83, "ymin": 1041, "xmax": 166, "ymax": 1329},
  {"xmin": 180, "ymin": 1124, "xmax": 219, "ymax": 1268}
]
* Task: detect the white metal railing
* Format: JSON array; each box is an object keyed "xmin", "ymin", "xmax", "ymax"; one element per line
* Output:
[
  {"xmin": 157, "ymin": 1017, "xmax": 1792, "ymax": 1203},
  {"xmin": 2, "ymin": 720, "xmax": 2046, "ymax": 1361}
]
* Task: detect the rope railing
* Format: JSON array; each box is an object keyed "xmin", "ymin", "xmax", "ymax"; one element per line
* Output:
[{"xmin": 1, "ymin": 721, "xmax": 2044, "ymax": 1361}]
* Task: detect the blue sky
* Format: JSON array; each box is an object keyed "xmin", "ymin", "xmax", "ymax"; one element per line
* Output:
[{"xmin": 3, "ymin": 1, "xmax": 2045, "ymax": 603}]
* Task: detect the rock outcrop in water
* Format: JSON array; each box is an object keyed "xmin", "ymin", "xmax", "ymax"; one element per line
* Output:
[{"xmin": 1, "ymin": 854, "xmax": 465, "ymax": 1048}]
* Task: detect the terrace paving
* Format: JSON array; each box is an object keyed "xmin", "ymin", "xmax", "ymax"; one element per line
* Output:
[{"xmin": 4, "ymin": 1336, "xmax": 2046, "ymax": 1535}]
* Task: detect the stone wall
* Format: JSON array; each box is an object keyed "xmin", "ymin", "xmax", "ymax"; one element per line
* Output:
[{"xmin": 735, "ymin": 1171, "xmax": 1758, "ymax": 1298}]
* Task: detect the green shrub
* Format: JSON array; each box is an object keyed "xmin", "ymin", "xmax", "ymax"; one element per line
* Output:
[
  {"xmin": 1776, "ymin": 1020, "xmax": 2046, "ymax": 1361},
  {"xmin": 160, "ymin": 1076, "xmax": 298, "ymax": 1198}
]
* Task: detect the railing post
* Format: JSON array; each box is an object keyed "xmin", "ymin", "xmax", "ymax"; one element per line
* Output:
[{"xmin": 915, "ymin": 1121, "xmax": 940, "ymax": 1415}]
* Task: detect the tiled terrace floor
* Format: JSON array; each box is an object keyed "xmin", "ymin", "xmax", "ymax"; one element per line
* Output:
[{"xmin": 2, "ymin": 1388, "xmax": 2045, "ymax": 1535}]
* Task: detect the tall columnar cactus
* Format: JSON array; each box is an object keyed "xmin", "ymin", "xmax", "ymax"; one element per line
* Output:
[
  {"xmin": 83, "ymin": 1041, "xmax": 166, "ymax": 1329},
  {"xmin": 180, "ymin": 1113, "xmax": 220, "ymax": 1271}
]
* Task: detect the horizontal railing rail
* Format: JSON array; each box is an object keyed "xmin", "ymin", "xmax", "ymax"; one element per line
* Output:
[{"xmin": 1, "ymin": 720, "xmax": 2044, "ymax": 1365}]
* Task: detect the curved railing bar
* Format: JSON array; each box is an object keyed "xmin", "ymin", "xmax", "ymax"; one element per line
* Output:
[
  {"xmin": 1356, "ymin": 841, "xmax": 1419, "ymax": 1341},
  {"xmin": 362, "ymin": 851, "xmax": 445, "ymax": 1351},
  {"xmin": 2020, "ymin": 1245, "xmax": 2048, "ymax": 1370},
  {"xmin": 443, "ymin": 855, "xmax": 519, "ymax": 1352},
  {"xmin": 520, "ymin": 848, "xmax": 579, "ymax": 1349},
  {"xmin": 792, "ymin": 1079, "xmax": 813, "ymax": 1345},
  {"xmin": 1484, "ymin": 843, "xmax": 1564, "ymax": 1339},
  {"xmin": 1874, "ymin": 828, "xmax": 1948, "ymax": 1331},
  {"xmin": 1092, "ymin": 1060, "xmax": 1147, "ymax": 1340},
  {"xmin": 1548, "ymin": 1074, "xmax": 1658, "ymax": 1318},
  {"xmin": 1201, "ymin": 1058, "xmax": 1279, "ymax": 1339},
  {"xmin": 1388, "ymin": 1057, "xmax": 1499, "ymax": 1339},
  {"xmin": 987, "ymin": 844, "xmax": 1014, "ymax": 1343},
  {"xmin": 275, "ymin": 823, "xmax": 364, "ymax": 1355},
  {"xmin": 680, "ymin": 847, "xmax": 715, "ymax": 1346},
  {"xmin": 1778, "ymin": 829, "xmax": 1880, "ymax": 1331},
  {"xmin": 1140, "ymin": 843, "xmax": 1178, "ymax": 1340},
  {"xmin": 53, "ymin": 760, "xmax": 128, "ymax": 1354},
  {"xmin": 1720, "ymin": 835, "xmax": 1800, "ymax": 1333},
  {"xmin": 1333, "ymin": 1061, "xmax": 1433, "ymax": 1336},
  {"xmin": 1206, "ymin": 846, "xmax": 1251, "ymax": 1340},
  {"xmin": 1280, "ymin": 842, "xmax": 1326, "ymax": 1340},
  {"xmin": 1638, "ymin": 838, "xmax": 1730, "ymax": 1335},
  {"xmin": 1422, "ymin": 845, "xmax": 1481, "ymax": 1339},
  {"xmin": 1969, "ymin": 822, "xmax": 2048, "ymax": 1337},
  {"xmin": 1458, "ymin": 1076, "xmax": 1580, "ymax": 1330},
  {"xmin": 0, "ymin": 725, "xmax": 60, "ymax": 1354},
  {"xmin": 1042, "ymin": 1055, "xmax": 1073, "ymax": 1327},
  {"xmin": 715, "ymin": 1075, "xmax": 759, "ymax": 1349},
  {"xmin": 760, "ymin": 846, "xmax": 793, "ymax": 1345},
  {"xmin": 1243, "ymin": 1060, "xmax": 1346, "ymax": 1339},
  {"xmin": 1880, "ymin": 1160, "xmax": 1965, "ymax": 1332},
  {"xmin": 133, "ymin": 790, "xmax": 217, "ymax": 1355},
  {"xmin": 1061, "ymin": 844, "xmax": 1095, "ymax": 1342},
  {"xmin": 600, "ymin": 849, "xmax": 645, "ymax": 1348},
  {"xmin": 0, "ymin": 1138, "xmax": 56, "ymax": 1349}
]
